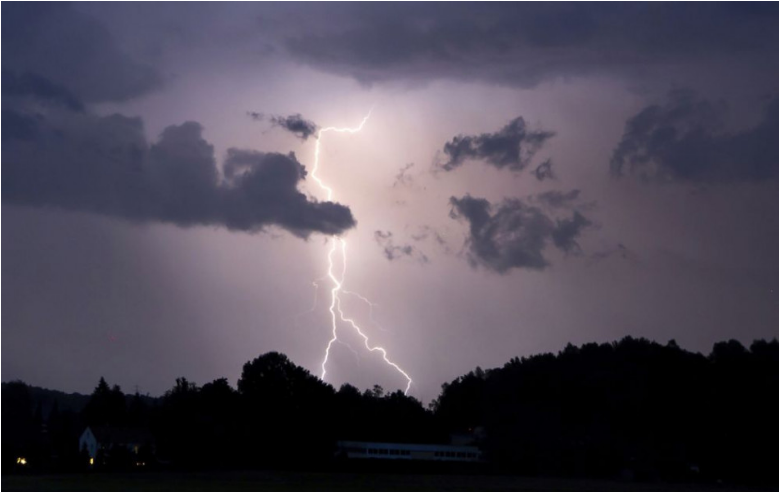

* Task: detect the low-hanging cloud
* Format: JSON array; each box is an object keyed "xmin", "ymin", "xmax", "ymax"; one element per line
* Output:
[
  {"xmin": 449, "ymin": 194, "xmax": 592, "ymax": 273},
  {"xmin": 610, "ymin": 90, "xmax": 778, "ymax": 183},
  {"xmin": 442, "ymin": 117, "xmax": 555, "ymax": 172},
  {"xmin": 268, "ymin": 113, "xmax": 319, "ymax": 141},
  {"xmin": 3, "ymin": 99, "xmax": 355, "ymax": 238}
]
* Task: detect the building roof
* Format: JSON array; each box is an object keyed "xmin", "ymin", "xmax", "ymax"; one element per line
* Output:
[{"xmin": 87, "ymin": 426, "xmax": 154, "ymax": 445}]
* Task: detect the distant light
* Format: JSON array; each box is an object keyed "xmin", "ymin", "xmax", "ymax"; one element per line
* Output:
[
  {"xmin": 89, "ymin": 457, "xmax": 94, "ymax": 465},
  {"xmin": 16, "ymin": 457, "xmax": 27, "ymax": 465}
]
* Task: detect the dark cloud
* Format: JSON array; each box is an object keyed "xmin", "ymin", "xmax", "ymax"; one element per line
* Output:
[
  {"xmin": 449, "ymin": 196, "xmax": 552, "ymax": 272},
  {"xmin": 220, "ymin": 149, "xmax": 354, "ymax": 235},
  {"xmin": 2, "ymin": 102, "xmax": 355, "ymax": 238},
  {"xmin": 247, "ymin": 111, "xmax": 264, "ymax": 121},
  {"xmin": 611, "ymin": 90, "xmax": 778, "ymax": 183},
  {"xmin": 552, "ymin": 212, "xmax": 592, "ymax": 255},
  {"xmin": 268, "ymin": 113, "xmax": 319, "ymax": 141},
  {"xmin": 533, "ymin": 159, "xmax": 556, "ymax": 181},
  {"xmin": 374, "ymin": 231, "xmax": 429, "ymax": 264},
  {"xmin": 449, "ymin": 195, "xmax": 593, "ymax": 273},
  {"xmin": 2, "ymin": 3, "xmax": 161, "ymax": 103},
  {"xmin": 1, "ymin": 109, "xmax": 43, "ymax": 141},
  {"xmin": 442, "ymin": 117, "xmax": 554, "ymax": 172},
  {"xmin": 2, "ymin": 71, "xmax": 85, "ymax": 112},
  {"xmin": 282, "ymin": 3, "xmax": 777, "ymax": 90}
]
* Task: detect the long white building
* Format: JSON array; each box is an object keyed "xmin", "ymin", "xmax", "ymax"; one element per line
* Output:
[{"xmin": 335, "ymin": 441, "xmax": 482, "ymax": 462}]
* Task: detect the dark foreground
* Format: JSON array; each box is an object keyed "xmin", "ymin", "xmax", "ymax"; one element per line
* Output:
[{"xmin": 2, "ymin": 471, "xmax": 742, "ymax": 492}]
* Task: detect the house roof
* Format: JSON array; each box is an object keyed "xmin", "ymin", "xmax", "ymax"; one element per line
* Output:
[{"xmin": 88, "ymin": 426, "xmax": 154, "ymax": 445}]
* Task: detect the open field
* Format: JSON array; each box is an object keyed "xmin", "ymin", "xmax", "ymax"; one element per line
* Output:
[{"xmin": 2, "ymin": 471, "xmax": 739, "ymax": 492}]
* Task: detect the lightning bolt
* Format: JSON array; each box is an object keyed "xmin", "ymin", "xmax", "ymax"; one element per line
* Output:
[
  {"xmin": 342, "ymin": 290, "xmax": 389, "ymax": 333},
  {"xmin": 312, "ymin": 109, "xmax": 413, "ymax": 395}
]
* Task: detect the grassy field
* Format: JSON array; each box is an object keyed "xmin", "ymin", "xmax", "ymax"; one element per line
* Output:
[{"xmin": 2, "ymin": 470, "xmax": 734, "ymax": 491}]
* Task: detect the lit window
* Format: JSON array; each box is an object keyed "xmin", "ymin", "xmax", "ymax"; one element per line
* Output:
[{"xmin": 89, "ymin": 458, "xmax": 94, "ymax": 465}]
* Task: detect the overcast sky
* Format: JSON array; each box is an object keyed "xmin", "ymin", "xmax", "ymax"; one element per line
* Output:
[{"xmin": 2, "ymin": 2, "xmax": 778, "ymax": 401}]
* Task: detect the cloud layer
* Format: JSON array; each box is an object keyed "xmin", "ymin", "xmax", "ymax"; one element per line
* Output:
[
  {"xmin": 2, "ymin": 3, "xmax": 161, "ymax": 103},
  {"xmin": 282, "ymin": 3, "xmax": 777, "ymax": 90}
]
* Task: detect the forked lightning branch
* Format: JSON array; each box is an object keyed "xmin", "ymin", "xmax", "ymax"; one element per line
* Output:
[{"xmin": 310, "ymin": 111, "xmax": 413, "ymax": 395}]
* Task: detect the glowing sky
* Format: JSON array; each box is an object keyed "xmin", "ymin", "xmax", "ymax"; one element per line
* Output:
[{"xmin": 2, "ymin": 3, "xmax": 778, "ymax": 400}]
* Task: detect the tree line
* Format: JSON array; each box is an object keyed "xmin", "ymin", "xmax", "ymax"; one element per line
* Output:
[{"xmin": 2, "ymin": 336, "xmax": 777, "ymax": 487}]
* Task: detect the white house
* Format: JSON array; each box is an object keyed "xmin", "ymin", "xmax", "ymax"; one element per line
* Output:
[{"xmin": 79, "ymin": 426, "xmax": 154, "ymax": 463}]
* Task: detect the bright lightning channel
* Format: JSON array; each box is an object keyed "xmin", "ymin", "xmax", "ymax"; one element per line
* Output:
[{"xmin": 312, "ymin": 110, "xmax": 413, "ymax": 395}]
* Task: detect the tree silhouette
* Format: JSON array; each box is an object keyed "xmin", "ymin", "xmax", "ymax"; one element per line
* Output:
[
  {"xmin": 1, "ymin": 337, "xmax": 776, "ymax": 487},
  {"xmin": 81, "ymin": 378, "xmax": 127, "ymax": 426}
]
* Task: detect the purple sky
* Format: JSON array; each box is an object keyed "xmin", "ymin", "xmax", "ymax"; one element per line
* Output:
[{"xmin": 2, "ymin": 3, "xmax": 778, "ymax": 401}]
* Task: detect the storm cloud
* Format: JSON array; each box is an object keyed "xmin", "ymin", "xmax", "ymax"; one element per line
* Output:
[
  {"xmin": 442, "ymin": 117, "xmax": 555, "ymax": 172},
  {"xmin": 533, "ymin": 159, "xmax": 556, "ymax": 181},
  {"xmin": 610, "ymin": 90, "xmax": 778, "ymax": 183},
  {"xmin": 552, "ymin": 212, "xmax": 593, "ymax": 255},
  {"xmin": 283, "ymin": 3, "xmax": 777, "ymax": 90},
  {"xmin": 2, "ymin": 71, "xmax": 85, "ymax": 113},
  {"xmin": 449, "ymin": 195, "xmax": 592, "ymax": 273},
  {"xmin": 2, "ymin": 2, "xmax": 161, "ymax": 103},
  {"xmin": 2, "ymin": 108, "xmax": 355, "ymax": 238},
  {"xmin": 268, "ymin": 113, "xmax": 319, "ymax": 141}
]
